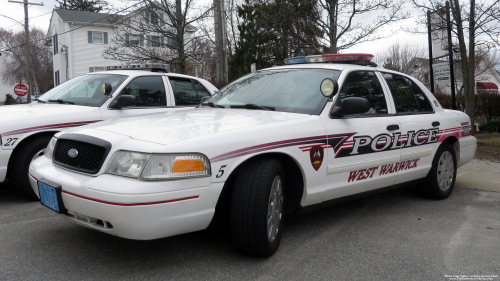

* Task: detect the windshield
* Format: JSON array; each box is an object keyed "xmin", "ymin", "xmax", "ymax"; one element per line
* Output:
[
  {"xmin": 38, "ymin": 74, "xmax": 127, "ymax": 107},
  {"xmin": 210, "ymin": 69, "xmax": 341, "ymax": 114}
]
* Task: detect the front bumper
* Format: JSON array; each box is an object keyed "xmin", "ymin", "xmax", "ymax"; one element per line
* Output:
[
  {"xmin": 29, "ymin": 156, "xmax": 223, "ymax": 240},
  {"xmin": 0, "ymin": 149, "xmax": 13, "ymax": 182}
]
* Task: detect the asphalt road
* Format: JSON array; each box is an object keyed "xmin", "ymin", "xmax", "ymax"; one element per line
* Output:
[{"xmin": 1, "ymin": 180, "xmax": 499, "ymax": 281}]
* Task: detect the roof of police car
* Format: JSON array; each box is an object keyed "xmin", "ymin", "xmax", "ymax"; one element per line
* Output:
[{"xmin": 89, "ymin": 70, "xmax": 201, "ymax": 79}]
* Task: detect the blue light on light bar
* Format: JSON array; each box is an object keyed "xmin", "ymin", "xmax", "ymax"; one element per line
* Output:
[{"xmin": 284, "ymin": 56, "xmax": 306, "ymax": 65}]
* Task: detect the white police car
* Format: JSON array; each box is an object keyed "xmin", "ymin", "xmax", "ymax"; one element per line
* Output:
[
  {"xmin": 0, "ymin": 64, "xmax": 217, "ymax": 199},
  {"xmin": 29, "ymin": 54, "xmax": 476, "ymax": 257}
]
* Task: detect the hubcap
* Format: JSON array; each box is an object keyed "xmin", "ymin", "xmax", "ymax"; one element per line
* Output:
[
  {"xmin": 437, "ymin": 151, "xmax": 454, "ymax": 191},
  {"xmin": 31, "ymin": 149, "xmax": 46, "ymax": 162},
  {"xmin": 267, "ymin": 175, "xmax": 283, "ymax": 242}
]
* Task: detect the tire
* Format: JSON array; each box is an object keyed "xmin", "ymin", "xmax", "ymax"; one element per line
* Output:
[
  {"xmin": 230, "ymin": 158, "xmax": 286, "ymax": 257},
  {"xmin": 418, "ymin": 142, "xmax": 457, "ymax": 200},
  {"xmin": 8, "ymin": 135, "xmax": 52, "ymax": 200}
]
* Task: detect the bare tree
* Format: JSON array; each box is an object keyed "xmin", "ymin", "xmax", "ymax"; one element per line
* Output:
[
  {"xmin": 0, "ymin": 27, "xmax": 53, "ymax": 94},
  {"xmin": 103, "ymin": 0, "xmax": 212, "ymax": 74},
  {"xmin": 410, "ymin": 0, "xmax": 500, "ymax": 133},
  {"xmin": 317, "ymin": 0, "xmax": 410, "ymax": 53},
  {"xmin": 377, "ymin": 42, "xmax": 431, "ymax": 85}
]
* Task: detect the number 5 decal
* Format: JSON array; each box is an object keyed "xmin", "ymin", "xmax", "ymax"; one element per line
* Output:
[{"xmin": 216, "ymin": 165, "xmax": 227, "ymax": 178}]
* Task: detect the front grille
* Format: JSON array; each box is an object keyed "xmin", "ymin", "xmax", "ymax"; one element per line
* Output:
[{"xmin": 54, "ymin": 139, "xmax": 107, "ymax": 174}]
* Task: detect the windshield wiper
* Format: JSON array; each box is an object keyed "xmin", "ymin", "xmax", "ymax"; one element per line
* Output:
[
  {"xmin": 202, "ymin": 102, "xmax": 225, "ymax": 108},
  {"xmin": 48, "ymin": 99, "xmax": 75, "ymax": 105},
  {"xmin": 230, "ymin": 104, "xmax": 275, "ymax": 111},
  {"xmin": 34, "ymin": 99, "xmax": 46, "ymax": 103}
]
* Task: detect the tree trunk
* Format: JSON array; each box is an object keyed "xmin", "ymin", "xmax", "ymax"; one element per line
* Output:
[
  {"xmin": 328, "ymin": 0, "xmax": 338, "ymax": 53},
  {"xmin": 451, "ymin": 0, "xmax": 474, "ymax": 134},
  {"xmin": 176, "ymin": 0, "xmax": 186, "ymax": 74},
  {"xmin": 467, "ymin": 0, "xmax": 476, "ymax": 134}
]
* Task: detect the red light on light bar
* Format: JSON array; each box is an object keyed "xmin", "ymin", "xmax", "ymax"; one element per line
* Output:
[{"xmin": 322, "ymin": 53, "xmax": 374, "ymax": 62}]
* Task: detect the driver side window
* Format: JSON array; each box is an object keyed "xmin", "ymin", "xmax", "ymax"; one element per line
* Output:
[
  {"xmin": 118, "ymin": 76, "xmax": 167, "ymax": 107},
  {"xmin": 338, "ymin": 71, "xmax": 388, "ymax": 115}
]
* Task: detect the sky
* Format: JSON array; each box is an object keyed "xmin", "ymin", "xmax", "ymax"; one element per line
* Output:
[{"xmin": 3, "ymin": 0, "xmax": 495, "ymax": 64}]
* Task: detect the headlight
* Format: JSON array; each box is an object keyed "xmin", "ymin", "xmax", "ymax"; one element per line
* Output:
[
  {"xmin": 106, "ymin": 151, "xmax": 211, "ymax": 180},
  {"xmin": 106, "ymin": 151, "xmax": 151, "ymax": 178},
  {"xmin": 45, "ymin": 137, "xmax": 58, "ymax": 159}
]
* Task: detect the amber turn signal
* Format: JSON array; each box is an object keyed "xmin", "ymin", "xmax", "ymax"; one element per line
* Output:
[{"xmin": 171, "ymin": 159, "xmax": 205, "ymax": 173}]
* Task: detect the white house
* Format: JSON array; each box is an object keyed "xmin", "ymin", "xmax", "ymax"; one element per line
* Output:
[
  {"xmin": 48, "ymin": 8, "xmax": 198, "ymax": 86},
  {"xmin": 0, "ymin": 55, "xmax": 16, "ymax": 103}
]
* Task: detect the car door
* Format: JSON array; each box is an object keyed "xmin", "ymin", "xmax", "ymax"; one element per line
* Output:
[
  {"xmin": 100, "ymin": 75, "xmax": 172, "ymax": 119},
  {"xmin": 380, "ymin": 72, "xmax": 440, "ymax": 184},
  {"xmin": 167, "ymin": 77, "xmax": 212, "ymax": 110},
  {"xmin": 320, "ymin": 70, "xmax": 402, "ymax": 201}
]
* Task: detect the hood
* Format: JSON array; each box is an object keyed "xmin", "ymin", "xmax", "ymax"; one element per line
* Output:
[
  {"xmin": 80, "ymin": 108, "xmax": 309, "ymax": 146},
  {"xmin": 0, "ymin": 103, "xmax": 101, "ymax": 135}
]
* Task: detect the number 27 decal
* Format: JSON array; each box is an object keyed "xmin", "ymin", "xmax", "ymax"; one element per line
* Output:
[
  {"xmin": 216, "ymin": 165, "xmax": 227, "ymax": 178},
  {"xmin": 3, "ymin": 138, "xmax": 18, "ymax": 147}
]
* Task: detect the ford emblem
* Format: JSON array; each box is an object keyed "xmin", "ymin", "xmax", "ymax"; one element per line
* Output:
[{"xmin": 68, "ymin": 148, "xmax": 78, "ymax": 158}]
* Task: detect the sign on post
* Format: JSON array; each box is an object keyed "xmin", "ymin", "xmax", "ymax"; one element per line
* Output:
[
  {"xmin": 432, "ymin": 62, "xmax": 451, "ymax": 86},
  {"xmin": 14, "ymin": 84, "xmax": 28, "ymax": 97},
  {"xmin": 430, "ymin": 10, "xmax": 448, "ymax": 58}
]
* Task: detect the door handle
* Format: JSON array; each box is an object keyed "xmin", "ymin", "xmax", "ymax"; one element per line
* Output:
[
  {"xmin": 432, "ymin": 121, "xmax": 440, "ymax": 127},
  {"xmin": 387, "ymin": 124, "xmax": 399, "ymax": 131}
]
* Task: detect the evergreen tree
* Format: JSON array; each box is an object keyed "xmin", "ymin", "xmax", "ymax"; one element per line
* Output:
[
  {"xmin": 56, "ymin": 0, "xmax": 108, "ymax": 13},
  {"xmin": 229, "ymin": 0, "xmax": 322, "ymax": 81}
]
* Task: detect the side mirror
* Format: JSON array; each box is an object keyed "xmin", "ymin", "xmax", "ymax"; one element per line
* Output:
[
  {"xmin": 102, "ymin": 82, "xmax": 113, "ymax": 95},
  {"xmin": 109, "ymin": 95, "xmax": 137, "ymax": 109},
  {"xmin": 320, "ymin": 78, "xmax": 339, "ymax": 97},
  {"xmin": 330, "ymin": 97, "xmax": 371, "ymax": 118}
]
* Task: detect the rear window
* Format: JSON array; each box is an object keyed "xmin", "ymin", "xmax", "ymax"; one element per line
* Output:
[{"xmin": 382, "ymin": 73, "xmax": 434, "ymax": 113}]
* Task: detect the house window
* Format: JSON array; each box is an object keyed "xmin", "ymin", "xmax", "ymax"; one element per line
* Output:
[
  {"xmin": 151, "ymin": 12, "xmax": 159, "ymax": 25},
  {"xmin": 93, "ymin": 32, "xmax": 103, "ymax": 44},
  {"xmin": 129, "ymin": 34, "xmax": 139, "ymax": 46},
  {"xmin": 151, "ymin": 36, "xmax": 161, "ymax": 47},
  {"xmin": 55, "ymin": 70, "xmax": 60, "ymax": 86},
  {"xmin": 88, "ymin": 31, "xmax": 108, "ymax": 44},
  {"xmin": 53, "ymin": 34, "xmax": 58, "ymax": 54}
]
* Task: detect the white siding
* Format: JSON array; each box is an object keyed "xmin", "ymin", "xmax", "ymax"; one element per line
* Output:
[
  {"xmin": 70, "ymin": 24, "xmax": 121, "ymax": 80},
  {"xmin": 0, "ymin": 56, "xmax": 17, "ymax": 103}
]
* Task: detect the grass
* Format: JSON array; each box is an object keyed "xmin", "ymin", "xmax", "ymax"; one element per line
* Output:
[{"xmin": 475, "ymin": 132, "xmax": 500, "ymax": 162}]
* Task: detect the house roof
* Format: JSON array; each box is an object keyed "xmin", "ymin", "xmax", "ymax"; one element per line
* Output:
[{"xmin": 54, "ymin": 9, "xmax": 123, "ymax": 25}]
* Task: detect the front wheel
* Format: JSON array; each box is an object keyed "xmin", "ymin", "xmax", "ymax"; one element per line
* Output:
[
  {"xmin": 418, "ymin": 142, "xmax": 457, "ymax": 199},
  {"xmin": 8, "ymin": 135, "xmax": 52, "ymax": 200},
  {"xmin": 230, "ymin": 158, "xmax": 286, "ymax": 257}
]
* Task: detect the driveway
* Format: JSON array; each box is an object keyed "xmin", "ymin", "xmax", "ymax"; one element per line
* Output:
[{"xmin": 0, "ymin": 161, "xmax": 499, "ymax": 281}]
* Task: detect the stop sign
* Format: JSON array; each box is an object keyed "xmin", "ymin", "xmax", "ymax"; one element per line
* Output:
[{"xmin": 14, "ymin": 84, "xmax": 28, "ymax": 97}]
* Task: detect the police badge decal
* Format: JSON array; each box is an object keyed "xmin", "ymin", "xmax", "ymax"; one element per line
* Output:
[{"xmin": 309, "ymin": 145, "xmax": 324, "ymax": 171}]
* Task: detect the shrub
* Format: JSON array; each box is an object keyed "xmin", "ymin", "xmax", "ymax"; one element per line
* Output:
[
  {"xmin": 4, "ymin": 94, "xmax": 16, "ymax": 105},
  {"xmin": 479, "ymin": 120, "xmax": 500, "ymax": 133},
  {"xmin": 433, "ymin": 92, "xmax": 500, "ymax": 124}
]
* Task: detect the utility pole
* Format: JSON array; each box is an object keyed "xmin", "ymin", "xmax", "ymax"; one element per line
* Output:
[
  {"xmin": 8, "ymin": 0, "xmax": 44, "ymax": 103},
  {"xmin": 446, "ymin": 1, "xmax": 457, "ymax": 110},
  {"xmin": 214, "ymin": 0, "xmax": 228, "ymax": 85}
]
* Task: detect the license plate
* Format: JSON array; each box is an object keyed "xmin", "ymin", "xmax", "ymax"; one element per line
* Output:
[{"xmin": 38, "ymin": 180, "xmax": 66, "ymax": 214}]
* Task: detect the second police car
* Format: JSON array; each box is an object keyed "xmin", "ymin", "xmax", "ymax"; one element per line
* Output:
[
  {"xmin": 0, "ymin": 64, "xmax": 217, "ymax": 199},
  {"xmin": 29, "ymin": 54, "xmax": 477, "ymax": 257}
]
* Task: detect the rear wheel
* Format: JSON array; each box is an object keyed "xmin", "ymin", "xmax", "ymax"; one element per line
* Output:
[
  {"xmin": 230, "ymin": 158, "xmax": 285, "ymax": 257},
  {"xmin": 9, "ymin": 136, "xmax": 52, "ymax": 200},
  {"xmin": 418, "ymin": 142, "xmax": 457, "ymax": 199}
]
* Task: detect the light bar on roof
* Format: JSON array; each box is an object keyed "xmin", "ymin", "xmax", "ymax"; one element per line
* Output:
[
  {"xmin": 104, "ymin": 64, "xmax": 169, "ymax": 71},
  {"xmin": 284, "ymin": 53, "xmax": 374, "ymax": 65}
]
